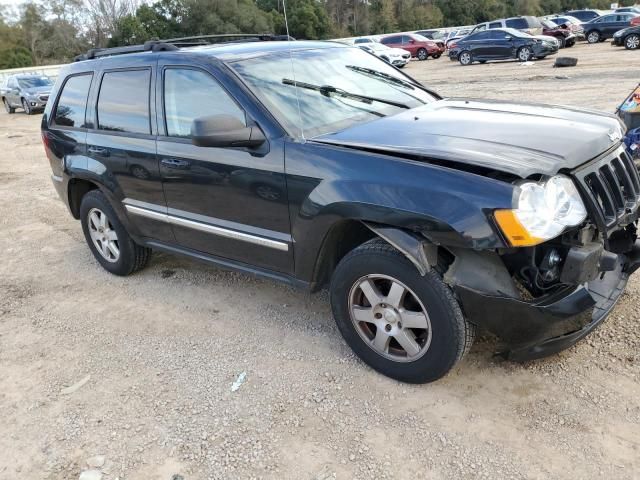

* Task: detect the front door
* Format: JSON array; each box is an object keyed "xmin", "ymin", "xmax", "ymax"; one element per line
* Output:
[
  {"xmin": 86, "ymin": 66, "xmax": 173, "ymax": 242},
  {"xmin": 156, "ymin": 62, "xmax": 293, "ymax": 274}
]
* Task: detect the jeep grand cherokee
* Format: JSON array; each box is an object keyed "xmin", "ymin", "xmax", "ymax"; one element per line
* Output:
[{"xmin": 42, "ymin": 35, "xmax": 640, "ymax": 383}]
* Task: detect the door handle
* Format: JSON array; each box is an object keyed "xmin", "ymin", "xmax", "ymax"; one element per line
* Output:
[
  {"xmin": 88, "ymin": 146, "xmax": 109, "ymax": 156},
  {"xmin": 161, "ymin": 158, "xmax": 191, "ymax": 169}
]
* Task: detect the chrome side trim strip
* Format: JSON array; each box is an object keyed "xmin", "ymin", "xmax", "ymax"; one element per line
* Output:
[{"xmin": 124, "ymin": 203, "xmax": 289, "ymax": 252}]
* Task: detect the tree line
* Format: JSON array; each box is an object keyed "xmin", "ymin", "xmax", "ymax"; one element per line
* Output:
[{"xmin": 0, "ymin": 0, "xmax": 624, "ymax": 69}]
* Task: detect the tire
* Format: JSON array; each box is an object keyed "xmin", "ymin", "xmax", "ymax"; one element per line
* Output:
[
  {"xmin": 479, "ymin": 60, "xmax": 487, "ymax": 64},
  {"xmin": 459, "ymin": 51, "xmax": 472, "ymax": 65},
  {"xmin": 587, "ymin": 30, "xmax": 600, "ymax": 44},
  {"xmin": 432, "ymin": 53, "xmax": 441, "ymax": 59},
  {"xmin": 330, "ymin": 239, "xmax": 475, "ymax": 384},
  {"xmin": 517, "ymin": 46, "xmax": 533, "ymax": 62},
  {"xmin": 3, "ymin": 98, "xmax": 15, "ymax": 114},
  {"xmin": 625, "ymin": 34, "xmax": 640, "ymax": 50},
  {"xmin": 21, "ymin": 98, "xmax": 32, "ymax": 115},
  {"xmin": 417, "ymin": 48, "xmax": 428, "ymax": 61},
  {"xmin": 558, "ymin": 37, "xmax": 566, "ymax": 48},
  {"xmin": 80, "ymin": 190, "xmax": 151, "ymax": 276}
]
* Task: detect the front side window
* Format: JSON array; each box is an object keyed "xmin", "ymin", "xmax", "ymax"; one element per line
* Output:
[
  {"xmin": 232, "ymin": 46, "xmax": 436, "ymax": 138},
  {"xmin": 53, "ymin": 74, "xmax": 93, "ymax": 128},
  {"xmin": 97, "ymin": 69, "xmax": 150, "ymax": 134},
  {"xmin": 163, "ymin": 68, "xmax": 245, "ymax": 138}
]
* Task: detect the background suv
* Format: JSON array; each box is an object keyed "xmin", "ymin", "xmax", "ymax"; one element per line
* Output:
[
  {"xmin": 583, "ymin": 12, "xmax": 640, "ymax": 43},
  {"xmin": 472, "ymin": 16, "xmax": 544, "ymax": 36},
  {"xmin": 2, "ymin": 74, "xmax": 53, "ymax": 115},
  {"xmin": 380, "ymin": 33, "xmax": 444, "ymax": 60}
]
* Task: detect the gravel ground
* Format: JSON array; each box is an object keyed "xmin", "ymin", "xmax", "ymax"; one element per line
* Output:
[{"xmin": 1, "ymin": 41, "xmax": 639, "ymax": 480}]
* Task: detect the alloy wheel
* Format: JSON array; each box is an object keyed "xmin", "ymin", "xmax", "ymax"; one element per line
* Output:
[
  {"xmin": 588, "ymin": 31, "xmax": 600, "ymax": 43},
  {"xmin": 87, "ymin": 208, "xmax": 120, "ymax": 263},
  {"xmin": 22, "ymin": 99, "xmax": 31, "ymax": 115},
  {"xmin": 348, "ymin": 274, "xmax": 432, "ymax": 363},
  {"xmin": 460, "ymin": 52, "xmax": 471, "ymax": 65},
  {"xmin": 417, "ymin": 49, "xmax": 427, "ymax": 60},
  {"xmin": 626, "ymin": 35, "xmax": 640, "ymax": 50},
  {"xmin": 518, "ymin": 47, "xmax": 532, "ymax": 62}
]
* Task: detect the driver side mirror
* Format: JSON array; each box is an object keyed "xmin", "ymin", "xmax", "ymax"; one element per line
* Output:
[{"xmin": 191, "ymin": 114, "xmax": 266, "ymax": 149}]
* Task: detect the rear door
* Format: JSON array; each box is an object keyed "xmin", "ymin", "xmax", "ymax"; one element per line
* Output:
[
  {"xmin": 381, "ymin": 35, "xmax": 406, "ymax": 52},
  {"xmin": 155, "ymin": 60, "xmax": 293, "ymax": 273},
  {"xmin": 468, "ymin": 31, "xmax": 492, "ymax": 58},
  {"xmin": 85, "ymin": 65, "xmax": 173, "ymax": 242}
]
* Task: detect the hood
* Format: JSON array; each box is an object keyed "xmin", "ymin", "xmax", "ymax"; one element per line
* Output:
[
  {"xmin": 23, "ymin": 86, "xmax": 52, "ymax": 96},
  {"xmin": 312, "ymin": 99, "xmax": 626, "ymax": 178},
  {"xmin": 535, "ymin": 34, "xmax": 559, "ymax": 43}
]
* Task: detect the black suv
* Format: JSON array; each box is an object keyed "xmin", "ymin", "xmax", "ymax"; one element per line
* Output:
[{"xmin": 43, "ymin": 35, "xmax": 640, "ymax": 383}]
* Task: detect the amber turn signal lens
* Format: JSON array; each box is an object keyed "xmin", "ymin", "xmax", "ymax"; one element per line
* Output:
[{"xmin": 494, "ymin": 210, "xmax": 543, "ymax": 247}]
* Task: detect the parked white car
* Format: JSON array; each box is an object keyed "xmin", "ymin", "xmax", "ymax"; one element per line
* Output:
[{"xmin": 358, "ymin": 42, "xmax": 411, "ymax": 68}]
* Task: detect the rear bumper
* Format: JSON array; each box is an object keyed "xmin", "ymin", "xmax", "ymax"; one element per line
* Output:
[{"xmin": 454, "ymin": 241, "xmax": 640, "ymax": 362}]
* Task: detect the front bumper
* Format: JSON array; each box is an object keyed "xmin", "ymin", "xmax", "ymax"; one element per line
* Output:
[
  {"xmin": 612, "ymin": 36, "xmax": 625, "ymax": 46},
  {"xmin": 533, "ymin": 43, "xmax": 559, "ymax": 56},
  {"xmin": 454, "ymin": 241, "xmax": 640, "ymax": 361}
]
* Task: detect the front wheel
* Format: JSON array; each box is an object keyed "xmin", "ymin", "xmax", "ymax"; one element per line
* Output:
[
  {"xmin": 22, "ymin": 98, "xmax": 32, "ymax": 115},
  {"xmin": 517, "ymin": 46, "xmax": 533, "ymax": 62},
  {"xmin": 80, "ymin": 190, "xmax": 151, "ymax": 276},
  {"xmin": 587, "ymin": 30, "xmax": 601, "ymax": 44},
  {"xmin": 417, "ymin": 48, "xmax": 428, "ymax": 61},
  {"xmin": 330, "ymin": 239, "xmax": 475, "ymax": 383},
  {"xmin": 558, "ymin": 37, "xmax": 566, "ymax": 48},
  {"xmin": 626, "ymin": 34, "xmax": 640, "ymax": 50},
  {"xmin": 459, "ymin": 51, "xmax": 473, "ymax": 65},
  {"xmin": 432, "ymin": 53, "xmax": 441, "ymax": 59}
]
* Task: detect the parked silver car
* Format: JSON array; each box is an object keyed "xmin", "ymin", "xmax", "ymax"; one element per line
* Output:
[{"xmin": 1, "ymin": 74, "xmax": 53, "ymax": 115}]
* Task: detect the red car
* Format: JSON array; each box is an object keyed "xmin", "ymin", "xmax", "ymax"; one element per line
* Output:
[
  {"xmin": 380, "ymin": 33, "xmax": 444, "ymax": 60},
  {"xmin": 541, "ymin": 19, "xmax": 576, "ymax": 48}
]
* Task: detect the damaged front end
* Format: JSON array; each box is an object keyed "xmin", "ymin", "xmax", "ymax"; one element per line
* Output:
[{"xmin": 446, "ymin": 146, "xmax": 640, "ymax": 360}]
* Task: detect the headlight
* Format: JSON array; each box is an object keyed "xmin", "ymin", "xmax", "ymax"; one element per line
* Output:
[
  {"xmin": 614, "ymin": 30, "xmax": 624, "ymax": 37},
  {"xmin": 494, "ymin": 175, "xmax": 587, "ymax": 247}
]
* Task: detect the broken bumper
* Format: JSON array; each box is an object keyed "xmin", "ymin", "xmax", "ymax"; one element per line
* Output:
[{"xmin": 455, "ymin": 242, "xmax": 640, "ymax": 361}]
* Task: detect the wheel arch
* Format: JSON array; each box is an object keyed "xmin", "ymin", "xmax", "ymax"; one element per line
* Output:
[{"xmin": 68, "ymin": 177, "xmax": 100, "ymax": 219}]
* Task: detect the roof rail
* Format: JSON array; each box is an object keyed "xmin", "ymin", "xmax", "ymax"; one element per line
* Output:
[{"xmin": 73, "ymin": 33, "xmax": 295, "ymax": 62}]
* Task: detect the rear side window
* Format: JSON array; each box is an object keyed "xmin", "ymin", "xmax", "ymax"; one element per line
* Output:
[
  {"xmin": 163, "ymin": 68, "xmax": 245, "ymax": 138},
  {"xmin": 53, "ymin": 74, "xmax": 92, "ymax": 128},
  {"xmin": 506, "ymin": 18, "xmax": 528, "ymax": 29},
  {"xmin": 489, "ymin": 22, "xmax": 502, "ymax": 28},
  {"xmin": 97, "ymin": 69, "xmax": 150, "ymax": 134},
  {"xmin": 381, "ymin": 36, "xmax": 400, "ymax": 44}
]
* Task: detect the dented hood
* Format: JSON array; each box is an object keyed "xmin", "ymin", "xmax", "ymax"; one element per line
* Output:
[{"xmin": 312, "ymin": 99, "xmax": 626, "ymax": 178}]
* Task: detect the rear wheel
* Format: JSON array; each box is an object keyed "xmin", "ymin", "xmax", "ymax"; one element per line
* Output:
[
  {"xmin": 80, "ymin": 190, "xmax": 151, "ymax": 276},
  {"xmin": 330, "ymin": 239, "xmax": 475, "ymax": 383},
  {"xmin": 21, "ymin": 98, "xmax": 32, "ymax": 115},
  {"xmin": 558, "ymin": 37, "xmax": 566, "ymax": 48},
  {"xmin": 417, "ymin": 48, "xmax": 428, "ymax": 61},
  {"xmin": 432, "ymin": 53, "xmax": 441, "ymax": 59},
  {"xmin": 626, "ymin": 34, "xmax": 640, "ymax": 50},
  {"xmin": 587, "ymin": 30, "xmax": 600, "ymax": 44},
  {"xmin": 3, "ymin": 98, "xmax": 14, "ymax": 114},
  {"xmin": 459, "ymin": 51, "xmax": 472, "ymax": 65},
  {"xmin": 517, "ymin": 46, "xmax": 533, "ymax": 62}
]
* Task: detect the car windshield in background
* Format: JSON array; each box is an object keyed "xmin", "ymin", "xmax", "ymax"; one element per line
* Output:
[
  {"xmin": 18, "ymin": 77, "xmax": 53, "ymax": 89},
  {"xmin": 231, "ymin": 47, "xmax": 435, "ymax": 138}
]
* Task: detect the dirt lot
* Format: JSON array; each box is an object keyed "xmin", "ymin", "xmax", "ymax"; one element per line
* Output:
[{"xmin": 1, "ymin": 41, "xmax": 639, "ymax": 480}]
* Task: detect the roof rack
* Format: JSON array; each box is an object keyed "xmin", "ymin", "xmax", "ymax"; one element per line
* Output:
[{"xmin": 73, "ymin": 33, "xmax": 295, "ymax": 62}]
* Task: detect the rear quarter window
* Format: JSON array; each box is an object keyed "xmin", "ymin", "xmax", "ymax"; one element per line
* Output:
[
  {"xmin": 53, "ymin": 73, "xmax": 93, "ymax": 128},
  {"xmin": 97, "ymin": 69, "xmax": 151, "ymax": 135}
]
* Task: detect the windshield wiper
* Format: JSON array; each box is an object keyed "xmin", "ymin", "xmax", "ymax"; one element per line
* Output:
[
  {"xmin": 282, "ymin": 78, "xmax": 410, "ymax": 110},
  {"xmin": 346, "ymin": 65, "xmax": 418, "ymax": 90}
]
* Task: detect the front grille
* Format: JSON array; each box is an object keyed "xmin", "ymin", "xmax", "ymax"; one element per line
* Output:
[{"xmin": 573, "ymin": 147, "xmax": 640, "ymax": 233}]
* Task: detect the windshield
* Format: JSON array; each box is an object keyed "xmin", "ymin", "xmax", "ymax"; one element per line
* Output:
[
  {"xmin": 17, "ymin": 76, "xmax": 52, "ymax": 89},
  {"xmin": 231, "ymin": 46, "xmax": 435, "ymax": 138}
]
